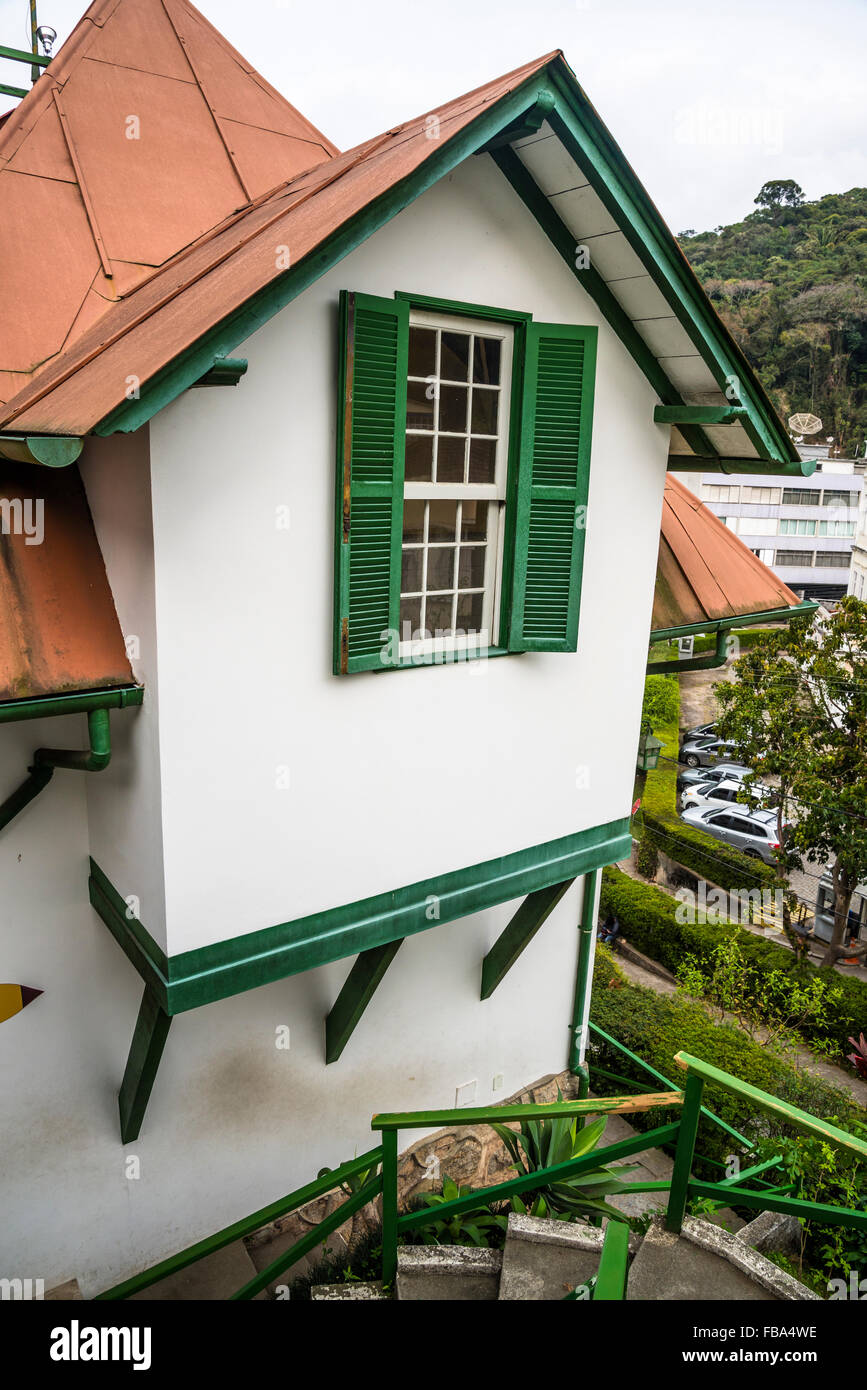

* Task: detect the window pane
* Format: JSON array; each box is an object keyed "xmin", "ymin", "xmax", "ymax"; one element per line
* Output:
[
  {"xmin": 428, "ymin": 500, "xmax": 457, "ymax": 541},
  {"xmin": 401, "ymin": 548, "xmax": 423, "ymax": 592},
  {"xmin": 439, "ymin": 385, "xmax": 468, "ymax": 433},
  {"xmin": 405, "ymin": 434, "xmax": 433, "ymax": 481},
  {"xmin": 403, "ymin": 499, "xmax": 425, "ymax": 543},
  {"xmin": 407, "ymin": 379, "xmax": 435, "ymax": 430},
  {"xmin": 461, "ymin": 499, "xmax": 488, "ymax": 541},
  {"xmin": 427, "ymin": 546, "xmax": 456, "ymax": 590},
  {"xmin": 473, "ymin": 337, "xmax": 501, "ymax": 385},
  {"xmin": 426, "ymin": 594, "xmax": 454, "ymax": 634},
  {"xmin": 471, "ymin": 387, "xmax": 499, "ymax": 436},
  {"xmin": 400, "ymin": 595, "xmax": 421, "ymax": 634},
  {"xmin": 468, "ymin": 437, "xmax": 496, "ymax": 484},
  {"xmin": 440, "ymin": 331, "xmax": 470, "ymax": 382},
  {"xmin": 458, "ymin": 545, "xmax": 485, "ymax": 588},
  {"xmin": 436, "ymin": 435, "xmax": 465, "ymax": 484},
  {"xmin": 456, "ymin": 591, "xmax": 484, "ymax": 630},
  {"xmin": 408, "ymin": 327, "xmax": 436, "ymax": 378}
]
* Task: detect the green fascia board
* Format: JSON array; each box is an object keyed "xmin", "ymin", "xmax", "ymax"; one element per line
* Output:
[
  {"xmin": 546, "ymin": 67, "xmax": 800, "ymax": 470},
  {"xmin": 0, "ymin": 685, "xmax": 143, "ymax": 725},
  {"xmin": 93, "ymin": 73, "xmax": 563, "ymax": 438},
  {"xmin": 649, "ymin": 600, "xmax": 818, "ymax": 643},
  {"xmin": 91, "ymin": 56, "xmax": 796, "ymax": 476},
  {"xmin": 88, "ymin": 815, "xmax": 631, "ymax": 1015}
]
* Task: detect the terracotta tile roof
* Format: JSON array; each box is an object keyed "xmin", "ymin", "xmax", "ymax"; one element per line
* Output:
[
  {"xmin": 0, "ymin": 12, "xmax": 557, "ymax": 434},
  {"xmin": 652, "ymin": 475, "xmax": 802, "ymax": 633},
  {"xmin": 0, "ymin": 0, "xmax": 337, "ymax": 411},
  {"xmin": 0, "ymin": 461, "xmax": 133, "ymax": 700}
]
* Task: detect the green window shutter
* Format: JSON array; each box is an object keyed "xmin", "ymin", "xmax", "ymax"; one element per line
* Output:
[
  {"xmin": 334, "ymin": 291, "xmax": 408, "ymax": 674},
  {"xmin": 507, "ymin": 322, "xmax": 597, "ymax": 653}
]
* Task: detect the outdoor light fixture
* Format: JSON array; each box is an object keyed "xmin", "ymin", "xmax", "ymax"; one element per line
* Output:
[
  {"xmin": 636, "ymin": 721, "xmax": 663, "ymax": 773},
  {"xmin": 36, "ymin": 25, "xmax": 57, "ymax": 56}
]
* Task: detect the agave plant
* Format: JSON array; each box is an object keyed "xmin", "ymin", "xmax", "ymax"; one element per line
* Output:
[
  {"xmin": 416, "ymin": 1176, "xmax": 509, "ymax": 1246},
  {"xmin": 847, "ymin": 1033, "xmax": 867, "ymax": 1081},
  {"xmin": 490, "ymin": 1103, "xmax": 637, "ymax": 1223}
]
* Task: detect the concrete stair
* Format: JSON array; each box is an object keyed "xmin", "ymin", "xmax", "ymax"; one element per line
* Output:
[{"xmin": 390, "ymin": 1211, "xmax": 818, "ymax": 1301}]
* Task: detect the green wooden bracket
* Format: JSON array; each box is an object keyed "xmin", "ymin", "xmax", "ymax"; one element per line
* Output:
[
  {"xmin": 118, "ymin": 987, "xmax": 173, "ymax": 1144},
  {"xmin": 325, "ymin": 939, "xmax": 404, "ymax": 1063},
  {"xmin": 653, "ymin": 405, "xmax": 748, "ymax": 425},
  {"xmin": 192, "ymin": 357, "xmax": 248, "ymax": 388},
  {"xmin": 480, "ymin": 878, "xmax": 574, "ymax": 1000},
  {"xmin": 481, "ymin": 90, "xmax": 557, "ymax": 151}
]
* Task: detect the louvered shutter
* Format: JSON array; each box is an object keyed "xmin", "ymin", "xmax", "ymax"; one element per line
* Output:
[
  {"xmin": 507, "ymin": 322, "xmax": 597, "ymax": 652},
  {"xmin": 334, "ymin": 291, "xmax": 408, "ymax": 674}
]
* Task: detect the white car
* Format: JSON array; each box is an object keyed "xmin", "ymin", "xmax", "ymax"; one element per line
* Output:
[{"xmin": 680, "ymin": 777, "xmax": 777, "ymax": 813}]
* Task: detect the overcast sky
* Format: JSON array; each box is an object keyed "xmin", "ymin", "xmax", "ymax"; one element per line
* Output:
[{"xmin": 2, "ymin": 0, "xmax": 865, "ymax": 232}]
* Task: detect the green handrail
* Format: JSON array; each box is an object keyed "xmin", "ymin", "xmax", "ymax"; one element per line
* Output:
[
  {"xmin": 372, "ymin": 1090, "xmax": 682, "ymax": 1131},
  {"xmin": 96, "ymin": 1146, "xmax": 383, "ymax": 1300},
  {"xmin": 593, "ymin": 1218, "xmax": 629, "ymax": 1300}
]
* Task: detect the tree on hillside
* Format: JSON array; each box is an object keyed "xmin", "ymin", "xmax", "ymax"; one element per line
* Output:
[
  {"xmin": 755, "ymin": 179, "xmax": 805, "ymax": 213},
  {"xmin": 716, "ymin": 600, "xmax": 867, "ymax": 967}
]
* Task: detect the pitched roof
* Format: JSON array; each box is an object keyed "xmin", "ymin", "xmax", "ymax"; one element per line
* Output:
[
  {"xmin": 651, "ymin": 475, "xmax": 804, "ymax": 635},
  {"xmin": 0, "ymin": 461, "xmax": 134, "ymax": 700},
  {"xmin": 0, "ymin": 1, "xmax": 807, "ymax": 478},
  {"xmin": 0, "ymin": 0, "xmax": 336, "ymax": 409}
]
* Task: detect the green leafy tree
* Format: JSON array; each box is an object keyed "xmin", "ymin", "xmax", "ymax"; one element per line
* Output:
[
  {"xmin": 641, "ymin": 672, "xmax": 679, "ymax": 727},
  {"xmin": 716, "ymin": 601, "xmax": 867, "ymax": 967},
  {"xmin": 754, "ymin": 179, "xmax": 805, "ymax": 212}
]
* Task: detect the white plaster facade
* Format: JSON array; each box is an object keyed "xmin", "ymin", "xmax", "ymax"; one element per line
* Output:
[{"xmin": 1, "ymin": 153, "xmax": 668, "ymax": 1292}]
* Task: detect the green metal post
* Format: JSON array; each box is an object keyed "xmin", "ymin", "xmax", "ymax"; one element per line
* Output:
[
  {"xmin": 665, "ymin": 1071, "xmax": 705, "ymax": 1233},
  {"xmin": 569, "ymin": 869, "xmax": 598, "ymax": 1087},
  {"xmin": 29, "ymin": 0, "xmax": 38, "ymax": 83},
  {"xmin": 381, "ymin": 1128, "xmax": 399, "ymax": 1289},
  {"xmin": 118, "ymin": 988, "xmax": 173, "ymax": 1144},
  {"xmin": 35, "ymin": 707, "xmax": 112, "ymax": 772}
]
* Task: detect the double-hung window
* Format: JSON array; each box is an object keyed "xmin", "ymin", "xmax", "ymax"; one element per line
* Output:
[{"xmin": 333, "ymin": 291, "xmax": 597, "ymax": 674}]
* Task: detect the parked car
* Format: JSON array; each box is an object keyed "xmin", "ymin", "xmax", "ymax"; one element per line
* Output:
[
  {"xmin": 681, "ymin": 804, "xmax": 791, "ymax": 864},
  {"xmin": 679, "ymin": 737, "xmax": 743, "ymax": 768},
  {"xmin": 676, "ymin": 762, "xmax": 753, "ymax": 794},
  {"xmin": 682, "ymin": 721, "xmax": 717, "ymax": 743},
  {"xmin": 680, "ymin": 778, "xmax": 777, "ymax": 813}
]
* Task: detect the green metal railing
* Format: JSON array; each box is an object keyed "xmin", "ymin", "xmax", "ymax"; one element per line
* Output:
[{"xmin": 98, "ymin": 1048, "xmax": 867, "ymax": 1302}]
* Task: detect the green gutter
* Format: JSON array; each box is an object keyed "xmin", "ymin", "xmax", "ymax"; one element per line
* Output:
[
  {"xmin": 0, "ymin": 435, "xmax": 84, "ymax": 467},
  {"xmin": 666, "ymin": 455, "xmax": 816, "ymax": 478},
  {"xmin": 0, "ymin": 686, "xmax": 143, "ymax": 834},
  {"xmin": 649, "ymin": 600, "xmax": 818, "ymax": 644},
  {"xmin": 647, "ymin": 627, "xmax": 729, "ymax": 675}
]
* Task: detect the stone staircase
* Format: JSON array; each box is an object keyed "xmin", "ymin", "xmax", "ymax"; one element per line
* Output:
[{"xmin": 309, "ymin": 1212, "xmax": 819, "ymax": 1301}]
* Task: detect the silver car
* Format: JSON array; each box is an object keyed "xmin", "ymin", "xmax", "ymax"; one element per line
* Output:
[
  {"xmin": 676, "ymin": 762, "xmax": 753, "ymax": 794},
  {"xmin": 681, "ymin": 803, "xmax": 790, "ymax": 864},
  {"xmin": 680, "ymin": 778, "xmax": 776, "ymax": 813},
  {"xmin": 679, "ymin": 737, "xmax": 742, "ymax": 769}
]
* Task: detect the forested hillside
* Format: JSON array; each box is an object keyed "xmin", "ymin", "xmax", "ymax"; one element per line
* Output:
[{"xmin": 678, "ymin": 182, "xmax": 867, "ymax": 454}]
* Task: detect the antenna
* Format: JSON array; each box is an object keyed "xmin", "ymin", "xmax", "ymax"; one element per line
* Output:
[{"xmin": 788, "ymin": 412, "xmax": 823, "ymax": 436}]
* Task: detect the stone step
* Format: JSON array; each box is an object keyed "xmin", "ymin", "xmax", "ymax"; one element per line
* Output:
[
  {"xmin": 626, "ymin": 1216, "xmax": 819, "ymax": 1302},
  {"xmin": 498, "ymin": 1212, "xmax": 605, "ymax": 1300},
  {"xmin": 311, "ymin": 1281, "xmax": 386, "ymax": 1300},
  {"xmin": 396, "ymin": 1246, "xmax": 502, "ymax": 1300},
  {"xmin": 129, "ymin": 1240, "xmax": 265, "ymax": 1300}
]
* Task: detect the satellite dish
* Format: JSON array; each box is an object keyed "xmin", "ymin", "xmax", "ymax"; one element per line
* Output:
[{"xmin": 788, "ymin": 412, "xmax": 823, "ymax": 435}]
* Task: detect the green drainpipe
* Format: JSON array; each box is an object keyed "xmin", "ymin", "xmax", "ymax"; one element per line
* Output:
[
  {"xmin": 569, "ymin": 867, "xmax": 599, "ymax": 1098},
  {"xmin": 0, "ymin": 692, "xmax": 141, "ymax": 834}
]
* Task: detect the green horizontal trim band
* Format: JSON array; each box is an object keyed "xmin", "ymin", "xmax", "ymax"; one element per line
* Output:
[
  {"xmin": 649, "ymin": 600, "xmax": 818, "ymax": 643},
  {"xmin": 88, "ymin": 815, "xmax": 631, "ymax": 1014},
  {"xmin": 653, "ymin": 406, "xmax": 748, "ymax": 425},
  {"xmin": 0, "ymin": 685, "xmax": 144, "ymax": 725},
  {"xmin": 395, "ymin": 290, "xmax": 532, "ymax": 323}
]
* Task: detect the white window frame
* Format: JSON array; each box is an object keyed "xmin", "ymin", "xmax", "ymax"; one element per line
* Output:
[{"xmin": 399, "ymin": 309, "xmax": 514, "ymax": 660}]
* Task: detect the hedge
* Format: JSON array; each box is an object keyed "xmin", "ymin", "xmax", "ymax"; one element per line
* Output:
[
  {"xmin": 638, "ymin": 701, "xmax": 777, "ymax": 896},
  {"xmin": 688, "ymin": 627, "xmax": 778, "ymax": 656},
  {"xmin": 589, "ymin": 946, "xmax": 862, "ymax": 1172},
  {"xmin": 599, "ymin": 865, "xmax": 867, "ymax": 1062}
]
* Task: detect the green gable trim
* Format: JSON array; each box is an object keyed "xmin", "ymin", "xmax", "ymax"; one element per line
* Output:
[
  {"xmin": 649, "ymin": 600, "xmax": 819, "ymax": 644},
  {"xmin": 89, "ymin": 57, "xmax": 799, "ymax": 477},
  {"xmin": 94, "ymin": 74, "xmax": 562, "ymax": 439},
  {"xmin": 88, "ymin": 815, "xmax": 630, "ymax": 1015}
]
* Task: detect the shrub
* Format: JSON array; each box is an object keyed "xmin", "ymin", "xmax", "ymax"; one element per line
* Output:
[{"xmin": 599, "ymin": 866, "xmax": 867, "ymax": 1061}]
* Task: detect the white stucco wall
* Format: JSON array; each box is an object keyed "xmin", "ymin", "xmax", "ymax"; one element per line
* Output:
[
  {"xmin": 1, "ymin": 151, "xmax": 667, "ymax": 1293},
  {"xmin": 149, "ymin": 153, "xmax": 668, "ymax": 956}
]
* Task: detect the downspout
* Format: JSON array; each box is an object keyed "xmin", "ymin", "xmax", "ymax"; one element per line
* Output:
[
  {"xmin": 0, "ymin": 692, "xmax": 141, "ymax": 834},
  {"xmin": 569, "ymin": 867, "xmax": 599, "ymax": 1098}
]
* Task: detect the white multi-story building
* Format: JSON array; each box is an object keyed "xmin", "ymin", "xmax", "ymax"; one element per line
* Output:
[{"xmin": 684, "ymin": 446, "xmax": 865, "ymax": 603}]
